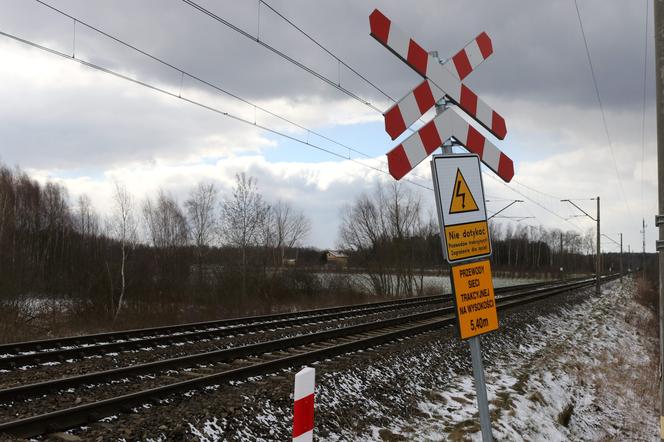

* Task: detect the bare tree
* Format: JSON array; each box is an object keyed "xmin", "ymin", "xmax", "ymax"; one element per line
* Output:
[
  {"xmin": 185, "ymin": 183, "xmax": 218, "ymax": 285},
  {"xmin": 143, "ymin": 190, "xmax": 189, "ymax": 249},
  {"xmin": 74, "ymin": 194, "xmax": 99, "ymax": 238},
  {"xmin": 108, "ymin": 181, "xmax": 137, "ymax": 320},
  {"xmin": 272, "ymin": 201, "xmax": 311, "ymax": 266},
  {"xmin": 338, "ymin": 182, "xmax": 425, "ymax": 296},
  {"xmin": 220, "ymin": 173, "xmax": 269, "ymax": 297},
  {"xmin": 142, "ymin": 191, "xmax": 190, "ymax": 294}
]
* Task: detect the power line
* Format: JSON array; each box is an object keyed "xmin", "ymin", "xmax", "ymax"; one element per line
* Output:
[
  {"xmin": 184, "ymin": 0, "xmax": 592, "ymax": 221},
  {"xmin": 572, "ymin": 0, "xmax": 631, "ymax": 213},
  {"xmin": 258, "ymin": 0, "xmax": 397, "ymax": 103},
  {"xmin": 180, "ymin": 0, "xmax": 387, "ymax": 115},
  {"xmin": 34, "ymin": 0, "xmax": 380, "ymax": 166},
  {"xmin": 0, "ymin": 28, "xmax": 434, "ymax": 192},
  {"xmin": 258, "ymin": 0, "xmax": 437, "ymax": 135},
  {"xmin": 483, "ymin": 171, "xmax": 585, "ymax": 232},
  {"xmin": 511, "ymin": 179, "xmax": 563, "ymax": 201},
  {"xmin": 31, "ymin": 0, "xmax": 433, "ymax": 189}
]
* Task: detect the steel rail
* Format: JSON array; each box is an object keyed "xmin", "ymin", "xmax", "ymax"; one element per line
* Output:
[
  {"xmin": 0, "ymin": 280, "xmax": 597, "ymax": 399},
  {"xmin": 0, "ymin": 280, "xmax": 573, "ymax": 368},
  {"xmin": 0, "ymin": 276, "xmax": 619, "ymax": 438}
]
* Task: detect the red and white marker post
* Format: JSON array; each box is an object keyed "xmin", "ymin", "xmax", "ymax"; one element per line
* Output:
[{"xmin": 292, "ymin": 367, "xmax": 315, "ymax": 442}]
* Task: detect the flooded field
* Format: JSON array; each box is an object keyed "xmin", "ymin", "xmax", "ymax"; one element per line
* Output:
[{"xmin": 315, "ymin": 272, "xmax": 548, "ymax": 295}]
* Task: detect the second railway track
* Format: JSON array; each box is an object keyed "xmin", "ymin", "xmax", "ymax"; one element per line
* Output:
[{"xmin": 0, "ymin": 279, "xmax": 577, "ymax": 370}]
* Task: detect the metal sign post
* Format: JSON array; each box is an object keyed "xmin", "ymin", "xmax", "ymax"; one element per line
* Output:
[
  {"xmin": 433, "ymin": 154, "xmax": 496, "ymax": 441},
  {"xmin": 469, "ymin": 337, "xmax": 492, "ymax": 441}
]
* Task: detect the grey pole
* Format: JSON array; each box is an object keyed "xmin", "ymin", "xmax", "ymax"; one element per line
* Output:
[
  {"xmin": 620, "ymin": 233, "xmax": 623, "ymax": 278},
  {"xmin": 644, "ymin": 217, "xmax": 648, "ymax": 284},
  {"xmin": 596, "ymin": 196, "xmax": 601, "ymax": 295},
  {"xmin": 654, "ymin": 1, "xmax": 664, "ymax": 438},
  {"xmin": 431, "ymin": 50, "xmax": 492, "ymax": 442},
  {"xmin": 469, "ymin": 336, "xmax": 492, "ymax": 441}
]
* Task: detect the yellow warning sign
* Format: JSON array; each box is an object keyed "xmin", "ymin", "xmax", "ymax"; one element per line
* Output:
[
  {"xmin": 449, "ymin": 169, "xmax": 479, "ymax": 214},
  {"xmin": 451, "ymin": 259, "xmax": 499, "ymax": 340},
  {"xmin": 444, "ymin": 220, "xmax": 491, "ymax": 262}
]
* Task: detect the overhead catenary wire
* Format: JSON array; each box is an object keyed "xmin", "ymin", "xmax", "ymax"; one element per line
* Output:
[
  {"xmin": 181, "ymin": 0, "xmax": 432, "ymax": 137},
  {"xmin": 0, "ymin": 29, "xmax": 434, "ymax": 192},
  {"xmin": 572, "ymin": 0, "xmax": 631, "ymax": 214},
  {"xmin": 31, "ymin": 0, "xmax": 434, "ymax": 190},
  {"xmin": 258, "ymin": 0, "xmax": 397, "ymax": 103},
  {"xmin": 483, "ymin": 172, "xmax": 585, "ymax": 233},
  {"xmin": 180, "ymin": 0, "xmax": 387, "ymax": 115},
  {"xmin": 34, "ymin": 0, "xmax": 434, "ymax": 184},
  {"xmin": 34, "ymin": 0, "xmax": 381, "ymax": 166},
  {"xmin": 511, "ymin": 179, "xmax": 564, "ymax": 201}
]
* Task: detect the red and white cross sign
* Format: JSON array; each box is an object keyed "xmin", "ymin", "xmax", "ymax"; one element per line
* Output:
[
  {"xmin": 384, "ymin": 32, "xmax": 495, "ymax": 140},
  {"xmin": 387, "ymin": 106, "xmax": 513, "ymax": 181},
  {"xmin": 369, "ymin": 9, "xmax": 514, "ymax": 183},
  {"xmin": 370, "ymin": 9, "xmax": 507, "ymax": 141}
]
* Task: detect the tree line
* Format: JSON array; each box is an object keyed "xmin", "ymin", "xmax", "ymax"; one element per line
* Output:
[
  {"xmin": 0, "ymin": 162, "xmax": 624, "ymax": 317},
  {"xmin": 0, "ymin": 165, "xmax": 312, "ymax": 319},
  {"xmin": 336, "ymin": 182, "xmax": 608, "ymax": 297}
]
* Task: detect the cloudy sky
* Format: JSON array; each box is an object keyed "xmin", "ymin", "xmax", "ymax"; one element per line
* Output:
[{"xmin": 0, "ymin": 0, "xmax": 656, "ymax": 252}]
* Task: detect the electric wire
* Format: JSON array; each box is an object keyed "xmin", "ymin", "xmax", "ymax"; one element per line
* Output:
[
  {"xmin": 31, "ymin": 0, "xmax": 433, "ymax": 189},
  {"xmin": 511, "ymin": 179, "xmax": 563, "ymax": 201},
  {"xmin": 180, "ymin": 0, "xmax": 387, "ymax": 114},
  {"xmin": 483, "ymin": 172, "xmax": 585, "ymax": 232},
  {"xmin": 0, "ymin": 29, "xmax": 434, "ymax": 192},
  {"xmin": 35, "ymin": 0, "xmax": 428, "ymax": 183},
  {"xmin": 573, "ymin": 0, "xmax": 631, "ymax": 213},
  {"xmin": 258, "ymin": 0, "xmax": 397, "ymax": 103},
  {"xmin": 183, "ymin": 0, "xmax": 585, "ymax": 224},
  {"xmin": 254, "ymin": 0, "xmax": 433, "ymax": 134},
  {"xmin": 34, "ymin": 0, "xmax": 382, "ymax": 167}
]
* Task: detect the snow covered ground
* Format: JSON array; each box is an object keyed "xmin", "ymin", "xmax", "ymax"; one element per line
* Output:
[
  {"xmin": 368, "ymin": 277, "xmax": 658, "ymax": 441},
  {"xmin": 155, "ymin": 277, "xmax": 657, "ymax": 441}
]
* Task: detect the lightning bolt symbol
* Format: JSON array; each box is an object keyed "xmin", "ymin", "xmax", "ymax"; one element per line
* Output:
[{"xmin": 455, "ymin": 179, "xmax": 466, "ymax": 208}]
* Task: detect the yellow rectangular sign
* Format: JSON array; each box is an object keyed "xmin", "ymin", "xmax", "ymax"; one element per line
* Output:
[
  {"xmin": 451, "ymin": 259, "xmax": 499, "ymax": 340},
  {"xmin": 444, "ymin": 220, "xmax": 490, "ymax": 262}
]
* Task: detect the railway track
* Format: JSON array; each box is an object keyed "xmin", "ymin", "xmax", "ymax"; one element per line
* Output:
[
  {"xmin": 0, "ymin": 279, "xmax": 575, "ymax": 370},
  {"xmin": 0, "ymin": 275, "xmax": 617, "ymax": 438}
]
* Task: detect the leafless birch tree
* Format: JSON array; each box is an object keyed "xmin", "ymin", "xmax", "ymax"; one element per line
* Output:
[
  {"xmin": 109, "ymin": 181, "xmax": 137, "ymax": 320},
  {"xmin": 220, "ymin": 173, "xmax": 269, "ymax": 297}
]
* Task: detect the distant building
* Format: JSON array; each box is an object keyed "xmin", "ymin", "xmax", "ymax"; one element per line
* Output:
[{"xmin": 324, "ymin": 250, "xmax": 348, "ymax": 268}]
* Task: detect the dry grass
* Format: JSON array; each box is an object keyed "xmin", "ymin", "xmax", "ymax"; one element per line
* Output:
[
  {"xmin": 0, "ymin": 277, "xmax": 393, "ymax": 343},
  {"xmin": 557, "ymin": 403, "xmax": 574, "ymax": 427},
  {"xmin": 634, "ymin": 273, "xmax": 658, "ymax": 319},
  {"xmin": 592, "ymin": 277, "xmax": 659, "ymax": 438}
]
